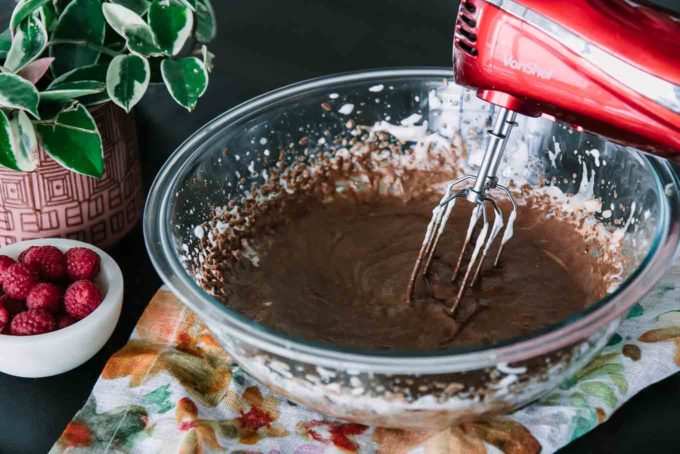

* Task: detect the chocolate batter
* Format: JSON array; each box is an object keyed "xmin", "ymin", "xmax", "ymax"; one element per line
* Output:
[
  {"xmin": 195, "ymin": 130, "xmax": 618, "ymax": 351},
  {"xmin": 217, "ymin": 187, "xmax": 611, "ymax": 351}
]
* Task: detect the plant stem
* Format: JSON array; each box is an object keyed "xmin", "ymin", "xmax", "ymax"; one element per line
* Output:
[{"xmin": 47, "ymin": 40, "xmax": 121, "ymax": 57}]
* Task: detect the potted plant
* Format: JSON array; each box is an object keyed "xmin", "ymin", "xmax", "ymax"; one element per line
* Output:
[{"xmin": 0, "ymin": 0, "xmax": 216, "ymax": 247}]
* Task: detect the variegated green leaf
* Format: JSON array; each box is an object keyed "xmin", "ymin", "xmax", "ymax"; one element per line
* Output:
[
  {"xmin": 8, "ymin": 111, "xmax": 38, "ymax": 171},
  {"xmin": 111, "ymin": 0, "xmax": 152, "ymax": 16},
  {"xmin": 195, "ymin": 0, "xmax": 216, "ymax": 43},
  {"xmin": 49, "ymin": 62, "xmax": 110, "ymax": 105},
  {"xmin": 102, "ymin": 3, "xmax": 161, "ymax": 56},
  {"xmin": 125, "ymin": 24, "xmax": 162, "ymax": 56},
  {"xmin": 0, "ymin": 111, "xmax": 21, "ymax": 171},
  {"xmin": 41, "ymin": 80, "xmax": 106, "ymax": 101},
  {"xmin": 106, "ymin": 54, "xmax": 150, "ymax": 112},
  {"xmin": 38, "ymin": 99, "xmax": 75, "ymax": 121},
  {"xmin": 178, "ymin": 0, "xmax": 196, "ymax": 10},
  {"xmin": 102, "ymin": 3, "xmax": 146, "ymax": 38},
  {"xmin": 0, "ymin": 73, "xmax": 40, "ymax": 119},
  {"xmin": 0, "ymin": 110, "xmax": 37, "ymax": 171},
  {"xmin": 10, "ymin": 0, "xmax": 51, "ymax": 31},
  {"xmin": 49, "ymin": 62, "xmax": 108, "ymax": 87},
  {"xmin": 5, "ymin": 13, "xmax": 48, "ymax": 72},
  {"xmin": 18, "ymin": 57, "xmax": 55, "ymax": 83},
  {"xmin": 40, "ymin": 2, "xmax": 58, "ymax": 32},
  {"xmin": 148, "ymin": 0, "xmax": 193, "ymax": 56},
  {"xmin": 0, "ymin": 29, "xmax": 11, "ymax": 59},
  {"xmin": 52, "ymin": 0, "xmax": 72, "ymax": 14},
  {"xmin": 50, "ymin": 0, "xmax": 106, "ymax": 76},
  {"xmin": 161, "ymin": 56, "xmax": 208, "ymax": 111},
  {"xmin": 34, "ymin": 103, "xmax": 103, "ymax": 177}
]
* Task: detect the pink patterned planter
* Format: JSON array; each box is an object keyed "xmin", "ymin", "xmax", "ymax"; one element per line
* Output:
[{"xmin": 0, "ymin": 103, "xmax": 144, "ymax": 249}]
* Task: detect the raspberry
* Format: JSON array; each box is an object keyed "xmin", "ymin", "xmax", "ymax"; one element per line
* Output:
[
  {"xmin": 0, "ymin": 301, "xmax": 9, "ymax": 333},
  {"xmin": 17, "ymin": 246, "xmax": 37, "ymax": 263},
  {"xmin": 27, "ymin": 283, "xmax": 63, "ymax": 313},
  {"xmin": 57, "ymin": 313, "xmax": 77, "ymax": 329},
  {"xmin": 64, "ymin": 280, "xmax": 103, "ymax": 320},
  {"xmin": 65, "ymin": 248, "xmax": 101, "ymax": 281},
  {"xmin": 3, "ymin": 263, "xmax": 38, "ymax": 300},
  {"xmin": 0, "ymin": 255, "xmax": 16, "ymax": 285},
  {"xmin": 23, "ymin": 246, "xmax": 66, "ymax": 281},
  {"xmin": 0, "ymin": 295, "xmax": 26, "ymax": 316},
  {"xmin": 10, "ymin": 309, "xmax": 56, "ymax": 335}
]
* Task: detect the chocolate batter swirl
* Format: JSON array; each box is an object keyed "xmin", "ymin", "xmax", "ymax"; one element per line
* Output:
[
  {"xmin": 220, "ymin": 188, "xmax": 611, "ymax": 351},
  {"xmin": 196, "ymin": 131, "xmax": 617, "ymax": 352}
]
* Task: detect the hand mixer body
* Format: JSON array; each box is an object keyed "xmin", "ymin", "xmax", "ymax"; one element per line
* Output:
[
  {"xmin": 453, "ymin": 0, "xmax": 680, "ymax": 158},
  {"xmin": 408, "ymin": 0, "xmax": 680, "ymax": 314}
]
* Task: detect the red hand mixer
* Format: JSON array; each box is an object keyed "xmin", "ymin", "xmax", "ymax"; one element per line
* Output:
[{"xmin": 407, "ymin": 0, "xmax": 680, "ymax": 314}]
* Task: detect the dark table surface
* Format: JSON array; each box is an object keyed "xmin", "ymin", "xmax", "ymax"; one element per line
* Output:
[{"xmin": 1, "ymin": 1, "xmax": 680, "ymax": 452}]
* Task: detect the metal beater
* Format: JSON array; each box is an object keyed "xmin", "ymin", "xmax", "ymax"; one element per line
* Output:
[{"xmin": 406, "ymin": 108, "xmax": 518, "ymax": 315}]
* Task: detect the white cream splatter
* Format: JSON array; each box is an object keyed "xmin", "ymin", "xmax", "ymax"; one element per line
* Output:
[
  {"xmin": 570, "ymin": 162, "xmax": 601, "ymax": 213},
  {"xmin": 372, "ymin": 120, "xmax": 428, "ymax": 143},
  {"xmin": 613, "ymin": 201, "xmax": 636, "ymax": 243},
  {"xmin": 499, "ymin": 208, "xmax": 516, "ymax": 250},
  {"xmin": 497, "ymin": 362, "xmax": 527, "ymax": 375},
  {"xmin": 338, "ymin": 104, "xmax": 354, "ymax": 115},
  {"xmin": 400, "ymin": 113, "xmax": 422, "ymax": 127},
  {"xmin": 586, "ymin": 148, "xmax": 601, "ymax": 167},
  {"xmin": 665, "ymin": 183, "xmax": 675, "ymax": 196},
  {"xmin": 547, "ymin": 137, "xmax": 561, "ymax": 168}
]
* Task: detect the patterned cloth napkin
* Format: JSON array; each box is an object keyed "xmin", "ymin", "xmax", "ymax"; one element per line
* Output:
[{"xmin": 50, "ymin": 266, "xmax": 680, "ymax": 454}]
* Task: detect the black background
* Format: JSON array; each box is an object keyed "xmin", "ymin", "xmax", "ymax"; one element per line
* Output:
[{"xmin": 1, "ymin": 1, "xmax": 680, "ymax": 452}]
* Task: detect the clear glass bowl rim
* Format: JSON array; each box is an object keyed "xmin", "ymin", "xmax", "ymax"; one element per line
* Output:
[{"xmin": 144, "ymin": 67, "xmax": 680, "ymax": 374}]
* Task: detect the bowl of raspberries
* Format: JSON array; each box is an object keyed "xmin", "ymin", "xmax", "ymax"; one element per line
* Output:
[{"xmin": 0, "ymin": 239, "xmax": 123, "ymax": 378}]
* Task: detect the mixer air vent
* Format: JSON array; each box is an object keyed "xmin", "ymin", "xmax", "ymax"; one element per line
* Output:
[
  {"xmin": 455, "ymin": 1, "xmax": 478, "ymax": 56},
  {"xmin": 462, "ymin": 1, "xmax": 476, "ymax": 13}
]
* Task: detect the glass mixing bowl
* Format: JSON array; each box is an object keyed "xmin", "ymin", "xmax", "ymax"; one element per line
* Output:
[{"xmin": 144, "ymin": 68, "xmax": 680, "ymax": 428}]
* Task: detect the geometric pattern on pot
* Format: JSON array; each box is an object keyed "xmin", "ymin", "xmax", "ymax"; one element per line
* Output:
[{"xmin": 0, "ymin": 103, "xmax": 143, "ymax": 249}]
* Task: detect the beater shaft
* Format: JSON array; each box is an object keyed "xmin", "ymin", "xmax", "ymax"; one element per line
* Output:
[{"xmin": 467, "ymin": 108, "xmax": 517, "ymax": 203}]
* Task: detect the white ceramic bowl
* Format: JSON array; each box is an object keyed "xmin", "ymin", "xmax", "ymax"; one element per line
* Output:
[{"xmin": 0, "ymin": 239, "xmax": 123, "ymax": 378}]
